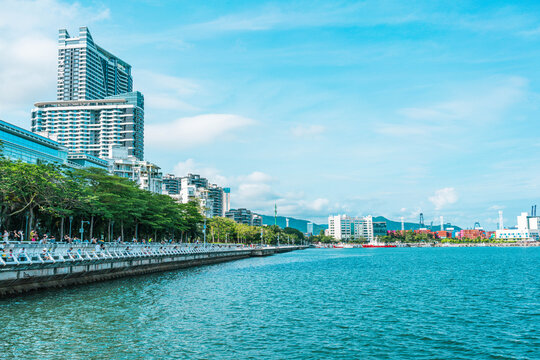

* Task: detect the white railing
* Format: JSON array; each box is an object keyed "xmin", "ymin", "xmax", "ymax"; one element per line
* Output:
[{"xmin": 0, "ymin": 243, "xmax": 253, "ymax": 267}]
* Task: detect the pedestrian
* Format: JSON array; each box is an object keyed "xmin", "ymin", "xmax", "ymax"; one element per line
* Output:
[{"xmin": 3, "ymin": 230, "xmax": 9, "ymax": 244}]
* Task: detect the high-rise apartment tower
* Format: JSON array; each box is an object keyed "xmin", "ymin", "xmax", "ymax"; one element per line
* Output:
[{"xmin": 32, "ymin": 27, "xmax": 144, "ymax": 160}]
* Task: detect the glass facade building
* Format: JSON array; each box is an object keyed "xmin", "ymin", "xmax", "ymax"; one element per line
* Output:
[{"xmin": 0, "ymin": 119, "xmax": 68, "ymax": 165}]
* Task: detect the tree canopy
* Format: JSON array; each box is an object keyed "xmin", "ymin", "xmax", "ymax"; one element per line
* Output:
[{"xmin": 0, "ymin": 158, "xmax": 203, "ymax": 242}]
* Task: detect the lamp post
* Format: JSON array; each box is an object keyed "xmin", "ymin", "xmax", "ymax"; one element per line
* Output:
[
  {"xmin": 260, "ymin": 227, "xmax": 263, "ymax": 248},
  {"xmin": 203, "ymin": 190, "xmax": 208, "ymax": 247},
  {"xmin": 25, "ymin": 213, "xmax": 29, "ymax": 241},
  {"xmin": 111, "ymin": 221, "xmax": 115, "ymax": 242},
  {"xmin": 69, "ymin": 216, "xmax": 73, "ymax": 239},
  {"xmin": 203, "ymin": 219, "xmax": 206, "ymax": 247},
  {"xmin": 80, "ymin": 220, "xmax": 89, "ymax": 242}
]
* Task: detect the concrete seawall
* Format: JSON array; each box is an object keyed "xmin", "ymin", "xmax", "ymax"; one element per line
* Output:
[{"xmin": 0, "ymin": 243, "xmax": 307, "ymax": 297}]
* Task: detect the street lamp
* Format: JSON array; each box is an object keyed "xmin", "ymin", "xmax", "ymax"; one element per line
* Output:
[
  {"xmin": 203, "ymin": 219, "xmax": 206, "ymax": 246},
  {"xmin": 25, "ymin": 213, "xmax": 29, "ymax": 241},
  {"xmin": 260, "ymin": 227, "xmax": 263, "ymax": 248},
  {"xmin": 111, "ymin": 221, "xmax": 115, "ymax": 242},
  {"xmin": 203, "ymin": 190, "xmax": 208, "ymax": 247},
  {"xmin": 80, "ymin": 220, "xmax": 90, "ymax": 242},
  {"xmin": 69, "ymin": 216, "xmax": 73, "ymax": 239}
]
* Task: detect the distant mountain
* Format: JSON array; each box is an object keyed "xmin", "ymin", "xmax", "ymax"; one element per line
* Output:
[
  {"xmin": 260, "ymin": 215, "xmax": 327, "ymax": 234},
  {"xmin": 373, "ymin": 216, "xmax": 462, "ymax": 232},
  {"xmin": 258, "ymin": 215, "xmax": 461, "ymax": 234}
]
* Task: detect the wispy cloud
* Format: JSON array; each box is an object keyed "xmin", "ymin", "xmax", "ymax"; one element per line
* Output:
[
  {"xmin": 375, "ymin": 76, "xmax": 530, "ymax": 140},
  {"xmin": 290, "ymin": 124, "xmax": 325, "ymax": 137},
  {"xmin": 0, "ymin": 0, "xmax": 110, "ymax": 125},
  {"xmin": 429, "ymin": 188, "xmax": 458, "ymax": 210},
  {"xmin": 399, "ymin": 76, "xmax": 528, "ymax": 123},
  {"xmin": 146, "ymin": 114, "xmax": 254, "ymax": 149},
  {"xmin": 135, "ymin": 70, "xmax": 201, "ymax": 112}
]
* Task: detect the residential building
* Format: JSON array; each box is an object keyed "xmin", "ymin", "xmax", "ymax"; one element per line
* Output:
[
  {"xmin": 252, "ymin": 214, "xmax": 263, "ymax": 227},
  {"xmin": 207, "ymin": 184, "xmax": 226, "ymax": 217},
  {"xmin": 108, "ymin": 146, "xmax": 162, "ymax": 193},
  {"xmin": 32, "ymin": 92, "xmax": 144, "ymax": 160},
  {"xmin": 225, "ymin": 208, "xmax": 262, "ymax": 226},
  {"xmin": 328, "ymin": 215, "xmax": 351, "ymax": 240},
  {"xmin": 162, "ymin": 174, "xmax": 181, "ymax": 195},
  {"xmin": 178, "ymin": 174, "xmax": 226, "ymax": 217},
  {"xmin": 57, "ymin": 27, "xmax": 132, "ymax": 101},
  {"xmin": 32, "ymin": 27, "xmax": 144, "ymax": 161},
  {"xmin": 328, "ymin": 214, "xmax": 382, "ymax": 242},
  {"xmin": 496, "ymin": 212, "xmax": 540, "ymax": 241}
]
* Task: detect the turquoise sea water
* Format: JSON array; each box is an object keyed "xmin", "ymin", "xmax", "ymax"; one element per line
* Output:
[{"xmin": 1, "ymin": 248, "xmax": 539, "ymax": 359}]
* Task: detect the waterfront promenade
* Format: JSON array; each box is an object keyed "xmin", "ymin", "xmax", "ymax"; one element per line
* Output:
[{"xmin": 0, "ymin": 242, "xmax": 307, "ymax": 297}]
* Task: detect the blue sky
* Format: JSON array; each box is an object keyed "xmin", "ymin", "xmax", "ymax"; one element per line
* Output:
[{"xmin": 1, "ymin": 0, "xmax": 540, "ymax": 228}]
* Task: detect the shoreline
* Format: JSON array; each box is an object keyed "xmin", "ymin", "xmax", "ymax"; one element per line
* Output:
[{"xmin": 315, "ymin": 241, "xmax": 540, "ymax": 248}]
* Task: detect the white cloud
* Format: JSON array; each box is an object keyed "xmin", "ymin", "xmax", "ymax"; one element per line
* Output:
[
  {"xmin": 239, "ymin": 171, "xmax": 275, "ymax": 184},
  {"xmin": 135, "ymin": 70, "xmax": 201, "ymax": 112},
  {"xmin": 290, "ymin": 124, "xmax": 325, "ymax": 137},
  {"xmin": 0, "ymin": 0, "xmax": 110, "ymax": 125},
  {"xmin": 429, "ymin": 187, "xmax": 458, "ymax": 210},
  {"xmin": 302, "ymin": 198, "xmax": 330, "ymax": 212},
  {"xmin": 398, "ymin": 76, "xmax": 528, "ymax": 124},
  {"xmin": 146, "ymin": 114, "xmax": 254, "ymax": 149},
  {"xmin": 377, "ymin": 76, "xmax": 529, "ymax": 140},
  {"xmin": 173, "ymin": 158, "xmax": 228, "ymax": 185}
]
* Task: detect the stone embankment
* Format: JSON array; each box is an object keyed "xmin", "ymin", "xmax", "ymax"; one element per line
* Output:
[{"xmin": 0, "ymin": 243, "xmax": 307, "ymax": 297}]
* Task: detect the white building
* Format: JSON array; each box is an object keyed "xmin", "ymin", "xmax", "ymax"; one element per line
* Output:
[
  {"xmin": 307, "ymin": 222, "xmax": 314, "ymax": 235},
  {"xmin": 32, "ymin": 93, "xmax": 144, "ymax": 160},
  {"xmin": 31, "ymin": 27, "xmax": 144, "ymax": 160},
  {"xmin": 496, "ymin": 212, "xmax": 539, "ymax": 241},
  {"xmin": 108, "ymin": 146, "xmax": 162, "ymax": 194},
  {"xmin": 178, "ymin": 174, "xmax": 227, "ymax": 218},
  {"xmin": 328, "ymin": 214, "xmax": 381, "ymax": 242},
  {"xmin": 57, "ymin": 27, "xmax": 133, "ymax": 101}
]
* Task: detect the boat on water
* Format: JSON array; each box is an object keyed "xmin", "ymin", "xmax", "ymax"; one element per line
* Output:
[
  {"xmin": 361, "ymin": 244, "xmax": 396, "ymax": 248},
  {"xmin": 361, "ymin": 237, "xmax": 397, "ymax": 248}
]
